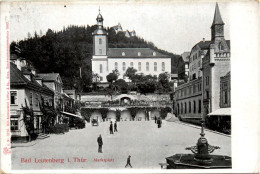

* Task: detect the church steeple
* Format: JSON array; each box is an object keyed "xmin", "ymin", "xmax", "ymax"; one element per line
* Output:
[
  {"xmin": 96, "ymin": 7, "xmax": 104, "ymax": 29},
  {"xmin": 211, "ymin": 3, "xmax": 225, "ymax": 41}
]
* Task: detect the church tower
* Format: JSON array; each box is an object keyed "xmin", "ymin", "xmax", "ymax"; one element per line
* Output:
[
  {"xmin": 93, "ymin": 8, "xmax": 108, "ymax": 56},
  {"xmin": 211, "ymin": 3, "xmax": 224, "ymax": 42},
  {"xmin": 91, "ymin": 8, "xmax": 108, "ymax": 82}
]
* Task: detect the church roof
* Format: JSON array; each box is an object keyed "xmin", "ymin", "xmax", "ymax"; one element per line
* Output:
[
  {"xmin": 107, "ymin": 48, "xmax": 169, "ymax": 58},
  {"xmin": 93, "ymin": 28, "xmax": 107, "ymax": 35},
  {"xmin": 211, "ymin": 3, "xmax": 224, "ymax": 27}
]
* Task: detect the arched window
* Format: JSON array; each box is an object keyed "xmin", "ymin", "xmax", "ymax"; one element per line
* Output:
[
  {"xmin": 100, "ymin": 64, "xmax": 103, "ymax": 73},
  {"xmin": 181, "ymin": 103, "xmax": 183, "ymax": 114},
  {"xmin": 154, "ymin": 62, "xmax": 157, "ymax": 71},
  {"xmin": 146, "ymin": 62, "xmax": 149, "ymax": 71},
  {"xmin": 193, "ymin": 101, "xmax": 196, "ymax": 113},
  {"xmin": 123, "ymin": 62, "xmax": 126, "ymax": 71},
  {"xmin": 115, "ymin": 62, "xmax": 118, "ymax": 70},
  {"xmin": 162, "ymin": 62, "xmax": 165, "ymax": 71},
  {"xmin": 219, "ymin": 42, "xmax": 223, "ymax": 50},
  {"xmin": 184, "ymin": 103, "xmax": 187, "ymax": 114},
  {"xmin": 138, "ymin": 62, "xmax": 141, "ymax": 71},
  {"xmin": 130, "ymin": 62, "xmax": 134, "ymax": 67},
  {"xmin": 99, "ymin": 38, "xmax": 102, "ymax": 44}
]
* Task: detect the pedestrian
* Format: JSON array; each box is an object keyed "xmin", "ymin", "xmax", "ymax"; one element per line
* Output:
[
  {"xmin": 114, "ymin": 121, "xmax": 118, "ymax": 132},
  {"xmin": 125, "ymin": 155, "xmax": 132, "ymax": 168},
  {"xmin": 109, "ymin": 121, "xmax": 113, "ymax": 134},
  {"xmin": 97, "ymin": 134, "xmax": 103, "ymax": 153},
  {"xmin": 155, "ymin": 116, "xmax": 157, "ymax": 123},
  {"xmin": 157, "ymin": 117, "xmax": 162, "ymax": 128}
]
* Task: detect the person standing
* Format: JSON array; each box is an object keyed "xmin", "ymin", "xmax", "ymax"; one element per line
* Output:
[
  {"xmin": 114, "ymin": 121, "xmax": 118, "ymax": 132},
  {"xmin": 157, "ymin": 117, "xmax": 162, "ymax": 128},
  {"xmin": 97, "ymin": 134, "xmax": 103, "ymax": 153},
  {"xmin": 109, "ymin": 121, "xmax": 113, "ymax": 134},
  {"xmin": 155, "ymin": 116, "xmax": 157, "ymax": 123},
  {"xmin": 125, "ymin": 155, "xmax": 132, "ymax": 168}
]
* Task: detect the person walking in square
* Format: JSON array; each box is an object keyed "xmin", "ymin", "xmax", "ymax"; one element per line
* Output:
[
  {"xmin": 125, "ymin": 155, "xmax": 132, "ymax": 168},
  {"xmin": 97, "ymin": 134, "xmax": 103, "ymax": 153},
  {"xmin": 114, "ymin": 121, "xmax": 118, "ymax": 132},
  {"xmin": 109, "ymin": 121, "xmax": 113, "ymax": 134}
]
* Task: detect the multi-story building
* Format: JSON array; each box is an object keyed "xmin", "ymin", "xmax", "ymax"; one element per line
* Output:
[
  {"xmin": 177, "ymin": 52, "xmax": 190, "ymax": 81},
  {"xmin": 10, "ymin": 54, "xmax": 54, "ymax": 142},
  {"xmin": 92, "ymin": 10, "xmax": 171, "ymax": 82},
  {"xmin": 174, "ymin": 3, "xmax": 231, "ymax": 130},
  {"xmin": 112, "ymin": 22, "xmax": 136, "ymax": 37}
]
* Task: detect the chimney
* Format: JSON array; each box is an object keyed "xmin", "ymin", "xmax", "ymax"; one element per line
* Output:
[{"xmin": 203, "ymin": 38, "xmax": 205, "ymax": 42}]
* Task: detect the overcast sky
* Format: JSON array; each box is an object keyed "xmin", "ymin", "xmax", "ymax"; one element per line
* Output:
[{"xmin": 9, "ymin": 1, "xmax": 230, "ymax": 54}]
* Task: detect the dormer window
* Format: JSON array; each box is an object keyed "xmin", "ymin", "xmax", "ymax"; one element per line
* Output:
[
  {"xmin": 153, "ymin": 52, "xmax": 156, "ymax": 56},
  {"xmin": 24, "ymin": 75, "xmax": 31, "ymax": 81},
  {"xmin": 138, "ymin": 52, "xmax": 141, "ymax": 56},
  {"xmin": 122, "ymin": 52, "xmax": 125, "ymax": 56}
]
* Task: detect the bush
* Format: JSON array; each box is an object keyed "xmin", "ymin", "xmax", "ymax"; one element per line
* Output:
[
  {"xmin": 74, "ymin": 118, "xmax": 86, "ymax": 129},
  {"xmin": 48, "ymin": 124, "xmax": 69, "ymax": 134}
]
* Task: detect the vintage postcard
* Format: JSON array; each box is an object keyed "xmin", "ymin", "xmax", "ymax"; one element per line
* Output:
[{"xmin": 0, "ymin": 0, "xmax": 259, "ymax": 173}]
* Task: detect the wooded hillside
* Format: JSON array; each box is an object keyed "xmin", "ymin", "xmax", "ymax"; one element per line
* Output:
[{"xmin": 11, "ymin": 25, "xmax": 180, "ymax": 92}]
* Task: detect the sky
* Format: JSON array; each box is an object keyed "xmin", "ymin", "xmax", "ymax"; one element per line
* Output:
[{"xmin": 9, "ymin": 1, "xmax": 230, "ymax": 55}]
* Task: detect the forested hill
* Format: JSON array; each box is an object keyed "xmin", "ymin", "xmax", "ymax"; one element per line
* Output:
[{"xmin": 10, "ymin": 25, "xmax": 180, "ymax": 92}]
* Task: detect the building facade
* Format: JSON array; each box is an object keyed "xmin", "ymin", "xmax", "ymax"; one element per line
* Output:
[
  {"xmin": 92, "ymin": 11, "xmax": 171, "ymax": 82},
  {"xmin": 10, "ymin": 55, "xmax": 54, "ymax": 141},
  {"xmin": 174, "ymin": 3, "xmax": 231, "ymax": 130}
]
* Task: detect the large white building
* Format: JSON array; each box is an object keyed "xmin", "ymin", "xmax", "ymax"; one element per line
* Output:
[{"xmin": 91, "ymin": 10, "xmax": 171, "ymax": 83}]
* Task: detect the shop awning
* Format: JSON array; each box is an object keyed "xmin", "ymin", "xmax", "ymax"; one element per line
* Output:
[
  {"xmin": 61, "ymin": 111, "xmax": 82, "ymax": 119},
  {"xmin": 208, "ymin": 108, "xmax": 231, "ymax": 116}
]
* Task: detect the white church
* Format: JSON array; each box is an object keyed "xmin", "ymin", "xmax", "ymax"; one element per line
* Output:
[{"xmin": 91, "ymin": 10, "xmax": 171, "ymax": 83}]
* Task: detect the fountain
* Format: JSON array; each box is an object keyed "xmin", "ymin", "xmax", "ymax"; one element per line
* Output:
[{"xmin": 165, "ymin": 121, "xmax": 231, "ymax": 169}]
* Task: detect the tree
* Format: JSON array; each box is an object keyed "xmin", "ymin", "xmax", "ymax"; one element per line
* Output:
[
  {"xmin": 106, "ymin": 72, "xmax": 118, "ymax": 86},
  {"xmin": 124, "ymin": 67, "xmax": 137, "ymax": 82},
  {"xmin": 159, "ymin": 72, "xmax": 171, "ymax": 90}
]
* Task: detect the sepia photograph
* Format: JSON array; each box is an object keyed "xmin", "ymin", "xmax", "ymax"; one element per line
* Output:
[{"xmin": 4, "ymin": 0, "xmax": 259, "ymax": 172}]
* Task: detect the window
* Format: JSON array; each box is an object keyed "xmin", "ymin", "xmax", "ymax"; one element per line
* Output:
[
  {"xmin": 138, "ymin": 52, "xmax": 141, "ymax": 56},
  {"xmin": 146, "ymin": 62, "xmax": 149, "ymax": 71},
  {"xmin": 35, "ymin": 93, "xmax": 39, "ymax": 107},
  {"xmin": 100, "ymin": 64, "xmax": 103, "ymax": 73},
  {"xmin": 100, "ymin": 76, "xmax": 103, "ymax": 81},
  {"xmin": 177, "ymin": 104, "xmax": 179, "ymax": 114},
  {"xmin": 99, "ymin": 38, "xmax": 102, "ymax": 44},
  {"xmin": 154, "ymin": 62, "xmax": 157, "ymax": 71},
  {"xmin": 11, "ymin": 91, "xmax": 17, "ymax": 105},
  {"xmin": 189, "ymin": 102, "xmax": 191, "ymax": 113},
  {"xmin": 138, "ymin": 62, "xmax": 141, "ymax": 71},
  {"xmin": 130, "ymin": 62, "xmax": 134, "ymax": 67},
  {"xmin": 193, "ymin": 85, "xmax": 196, "ymax": 93},
  {"xmin": 184, "ymin": 103, "xmax": 187, "ymax": 114},
  {"xmin": 224, "ymin": 91, "xmax": 228, "ymax": 104},
  {"xmin": 181, "ymin": 103, "xmax": 183, "ymax": 114},
  {"xmin": 162, "ymin": 62, "xmax": 165, "ymax": 71},
  {"xmin": 193, "ymin": 101, "xmax": 196, "ymax": 113},
  {"xmin": 30, "ymin": 92, "xmax": 33, "ymax": 106},
  {"xmin": 198, "ymin": 100, "xmax": 201, "ymax": 113},
  {"xmin": 99, "ymin": 49, "xmax": 102, "ymax": 54},
  {"xmin": 153, "ymin": 52, "xmax": 156, "ymax": 56},
  {"xmin": 122, "ymin": 52, "xmax": 125, "ymax": 56},
  {"xmin": 123, "ymin": 62, "xmax": 126, "ymax": 71},
  {"xmin": 11, "ymin": 120, "xmax": 18, "ymax": 130},
  {"xmin": 219, "ymin": 43, "xmax": 223, "ymax": 50},
  {"xmin": 115, "ymin": 62, "xmax": 118, "ymax": 70}
]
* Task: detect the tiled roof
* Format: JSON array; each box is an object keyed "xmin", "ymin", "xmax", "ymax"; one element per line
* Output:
[
  {"xmin": 107, "ymin": 48, "xmax": 169, "ymax": 58},
  {"xmin": 38, "ymin": 73, "xmax": 60, "ymax": 81},
  {"xmin": 193, "ymin": 40, "xmax": 230, "ymax": 50},
  {"xmin": 10, "ymin": 63, "xmax": 53, "ymax": 95}
]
